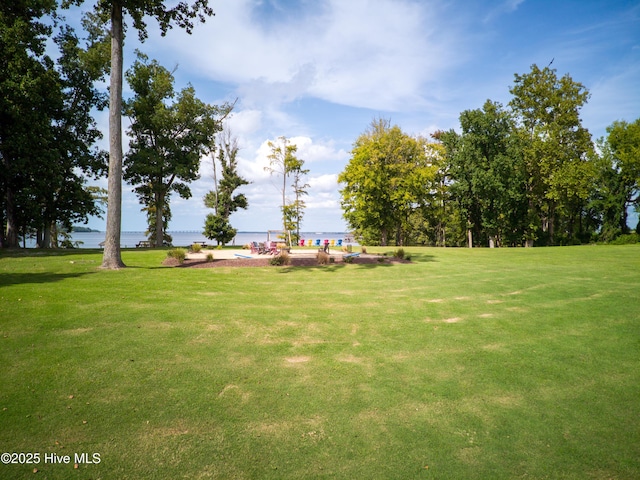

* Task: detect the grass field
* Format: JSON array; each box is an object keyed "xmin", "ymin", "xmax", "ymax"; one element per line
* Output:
[{"xmin": 1, "ymin": 245, "xmax": 639, "ymax": 479}]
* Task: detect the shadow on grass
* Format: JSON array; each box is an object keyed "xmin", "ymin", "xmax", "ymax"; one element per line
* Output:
[
  {"xmin": 0, "ymin": 271, "xmax": 96, "ymax": 288},
  {"xmin": 0, "ymin": 248, "xmax": 103, "ymax": 259},
  {"xmin": 276, "ymin": 255, "xmax": 437, "ymax": 273}
]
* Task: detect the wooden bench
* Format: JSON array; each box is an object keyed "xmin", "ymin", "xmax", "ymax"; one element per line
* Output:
[{"xmin": 192, "ymin": 241, "xmax": 208, "ymax": 248}]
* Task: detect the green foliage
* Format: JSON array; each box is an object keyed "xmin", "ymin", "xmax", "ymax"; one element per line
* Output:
[
  {"xmin": 190, "ymin": 243, "xmax": 202, "ymax": 253},
  {"xmin": 0, "ymin": 4, "xmax": 107, "ymax": 248},
  {"xmin": 203, "ymin": 130, "xmax": 248, "ymax": 245},
  {"xmin": 394, "ymin": 248, "xmax": 405, "ymax": 259},
  {"xmin": 166, "ymin": 247, "xmax": 186, "ymax": 263},
  {"xmin": 591, "ymin": 118, "xmax": 640, "ymax": 242},
  {"xmin": 124, "ymin": 53, "xmax": 230, "ymax": 247},
  {"xmin": 205, "ymin": 252, "xmax": 214, "ymax": 262},
  {"xmin": 265, "ymin": 136, "xmax": 308, "ymax": 244},
  {"xmin": 339, "ymin": 118, "xmax": 437, "ymax": 246},
  {"xmin": 609, "ymin": 233, "xmax": 639, "ymax": 245},
  {"xmin": 71, "ymin": 0, "xmax": 216, "ymax": 268},
  {"xmin": 509, "ymin": 64, "xmax": 595, "ymax": 245},
  {"xmin": 441, "ymin": 101, "xmax": 527, "ymax": 247},
  {"xmin": 203, "ymin": 213, "xmax": 237, "ymax": 246}
]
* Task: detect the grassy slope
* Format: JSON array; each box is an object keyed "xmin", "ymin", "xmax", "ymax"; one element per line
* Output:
[{"xmin": 0, "ymin": 246, "xmax": 639, "ymax": 479}]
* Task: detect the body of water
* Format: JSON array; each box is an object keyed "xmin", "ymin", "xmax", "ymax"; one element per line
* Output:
[{"xmin": 24, "ymin": 231, "xmax": 356, "ymax": 249}]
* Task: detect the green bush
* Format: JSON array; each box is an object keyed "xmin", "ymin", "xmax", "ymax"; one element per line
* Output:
[
  {"xmin": 394, "ymin": 248, "xmax": 405, "ymax": 259},
  {"xmin": 190, "ymin": 243, "xmax": 202, "ymax": 253},
  {"xmin": 166, "ymin": 248, "xmax": 187, "ymax": 264},
  {"xmin": 610, "ymin": 233, "xmax": 639, "ymax": 245},
  {"xmin": 206, "ymin": 253, "xmax": 215, "ymax": 262}
]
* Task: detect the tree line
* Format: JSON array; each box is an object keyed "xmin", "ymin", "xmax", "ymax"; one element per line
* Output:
[{"xmin": 339, "ymin": 65, "xmax": 640, "ymax": 247}]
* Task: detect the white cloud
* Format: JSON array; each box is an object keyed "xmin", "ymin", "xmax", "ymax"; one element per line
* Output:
[
  {"xmin": 309, "ymin": 174, "xmax": 339, "ymax": 193},
  {"xmin": 158, "ymin": 0, "xmax": 459, "ymax": 112}
]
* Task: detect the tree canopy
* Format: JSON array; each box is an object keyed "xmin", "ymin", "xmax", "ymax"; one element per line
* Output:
[
  {"xmin": 1, "ymin": 1, "xmax": 107, "ymax": 248},
  {"xmin": 339, "ymin": 119, "xmax": 436, "ymax": 246}
]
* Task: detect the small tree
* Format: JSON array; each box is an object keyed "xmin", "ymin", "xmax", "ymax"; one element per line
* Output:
[
  {"xmin": 203, "ymin": 129, "xmax": 249, "ymax": 245},
  {"xmin": 264, "ymin": 136, "xmax": 307, "ymax": 246}
]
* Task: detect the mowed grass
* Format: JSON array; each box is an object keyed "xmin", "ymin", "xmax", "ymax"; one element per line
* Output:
[{"xmin": 1, "ymin": 245, "xmax": 639, "ymax": 479}]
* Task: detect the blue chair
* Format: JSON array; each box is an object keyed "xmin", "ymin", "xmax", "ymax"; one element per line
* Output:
[
  {"xmin": 314, "ymin": 239, "xmax": 321, "ymax": 247},
  {"xmin": 337, "ymin": 239, "xmax": 343, "ymax": 247}
]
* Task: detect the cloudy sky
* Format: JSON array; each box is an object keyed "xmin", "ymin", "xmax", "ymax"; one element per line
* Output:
[{"xmin": 72, "ymin": 0, "xmax": 640, "ymax": 233}]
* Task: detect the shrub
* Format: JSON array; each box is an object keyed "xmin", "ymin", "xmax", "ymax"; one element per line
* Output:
[
  {"xmin": 394, "ymin": 248, "xmax": 405, "ymax": 260},
  {"xmin": 610, "ymin": 233, "xmax": 639, "ymax": 245},
  {"xmin": 167, "ymin": 248, "xmax": 187, "ymax": 264},
  {"xmin": 206, "ymin": 253, "xmax": 215, "ymax": 262},
  {"xmin": 317, "ymin": 252, "xmax": 330, "ymax": 265},
  {"xmin": 361, "ymin": 246, "xmax": 367, "ymax": 254},
  {"xmin": 190, "ymin": 243, "xmax": 202, "ymax": 253},
  {"xmin": 269, "ymin": 251, "xmax": 290, "ymax": 266}
]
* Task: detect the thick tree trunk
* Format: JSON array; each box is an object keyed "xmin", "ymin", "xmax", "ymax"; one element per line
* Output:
[
  {"xmin": 101, "ymin": 1, "xmax": 126, "ymax": 269},
  {"xmin": 155, "ymin": 191, "xmax": 164, "ymax": 247}
]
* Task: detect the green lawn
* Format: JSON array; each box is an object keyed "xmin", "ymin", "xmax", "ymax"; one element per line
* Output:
[{"xmin": 1, "ymin": 245, "xmax": 639, "ymax": 479}]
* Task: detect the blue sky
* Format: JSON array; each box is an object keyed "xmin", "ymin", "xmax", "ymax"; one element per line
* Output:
[{"xmin": 73, "ymin": 0, "xmax": 640, "ymax": 232}]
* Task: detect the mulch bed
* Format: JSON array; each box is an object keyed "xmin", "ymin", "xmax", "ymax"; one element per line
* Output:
[{"xmin": 163, "ymin": 255, "xmax": 411, "ymax": 268}]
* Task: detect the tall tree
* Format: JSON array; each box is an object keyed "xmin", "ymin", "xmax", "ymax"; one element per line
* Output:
[
  {"xmin": 1, "ymin": 0, "xmax": 58, "ymax": 248},
  {"xmin": 63, "ymin": 0, "xmax": 215, "ymax": 268},
  {"xmin": 124, "ymin": 54, "xmax": 229, "ymax": 247},
  {"xmin": 264, "ymin": 136, "xmax": 305, "ymax": 246},
  {"xmin": 509, "ymin": 64, "xmax": 594, "ymax": 245},
  {"xmin": 441, "ymin": 101, "xmax": 527, "ymax": 247},
  {"xmin": 288, "ymin": 157, "xmax": 309, "ymax": 243},
  {"xmin": 593, "ymin": 119, "xmax": 640, "ymax": 240},
  {"xmin": 339, "ymin": 119, "xmax": 436, "ymax": 246},
  {"xmin": 203, "ymin": 129, "xmax": 249, "ymax": 245},
  {"xmin": 1, "ymin": 2, "xmax": 107, "ymax": 248}
]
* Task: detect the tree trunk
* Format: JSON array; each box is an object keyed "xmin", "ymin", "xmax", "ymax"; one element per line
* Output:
[
  {"xmin": 4, "ymin": 181, "xmax": 19, "ymax": 248},
  {"xmin": 467, "ymin": 228, "xmax": 473, "ymax": 248},
  {"xmin": 380, "ymin": 228, "xmax": 388, "ymax": 247},
  {"xmin": 43, "ymin": 225, "xmax": 52, "ymax": 249},
  {"xmin": 155, "ymin": 191, "xmax": 164, "ymax": 247},
  {"xmin": 101, "ymin": 1, "xmax": 126, "ymax": 269}
]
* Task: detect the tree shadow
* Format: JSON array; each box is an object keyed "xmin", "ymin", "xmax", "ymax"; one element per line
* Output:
[
  {"xmin": 0, "ymin": 248, "xmax": 103, "ymax": 259},
  {"xmin": 0, "ymin": 271, "xmax": 97, "ymax": 288}
]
